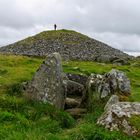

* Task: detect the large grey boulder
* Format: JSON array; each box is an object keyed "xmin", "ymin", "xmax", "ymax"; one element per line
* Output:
[
  {"xmin": 97, "ymin": 98, "xmax": 140, "ymax": 136},
  {"xmin": 25, "ymin": 52, "xmax": 67, "ymax": 109},
  {"xmin": 87, "ymin": 69, "xmax": 131, "ymax": 100}
]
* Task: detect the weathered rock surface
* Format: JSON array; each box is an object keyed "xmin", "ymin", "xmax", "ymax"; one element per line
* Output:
[
  {"xmin": 87, "ymin": 69, "xmax": 131, "ymax": 100},
  {"xmin": 66, "ymin": 73, "xmax": 88, "ymax": 87},
  {"xmin": 106, "ymin": 69, "xmax": 131, "ymax": 95},
  {"xmin": 104, "ymin": 95, "xmax": 119, "ymax": 110},
  {"xmin": 97, "ymin": 97, "xmax": 140, "ymax": 135},
  {"xmin": 67, "ymin": 80, "xmax": 85, "ymax": 97},
  {"xmin": 25, "ymin": 52, "xmax": 66, "ymax": 109},
  {"xmin": 0, "ymin": 29, "xmax": 132, "ymax": 63}
]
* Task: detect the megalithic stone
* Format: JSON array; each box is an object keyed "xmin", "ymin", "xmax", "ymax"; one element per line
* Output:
[{"xmin": 25, "ymin": 52, "xmax": 67, "ymax": 110}]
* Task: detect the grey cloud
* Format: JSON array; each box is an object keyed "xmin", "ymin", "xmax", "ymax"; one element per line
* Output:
[
  {"xmin": 89, "ymin": 32, "xmax": 140, "ymax": 52},
  {"xmin": 0, "ymin": 1, "xmax": 36, "ymax": 29}
]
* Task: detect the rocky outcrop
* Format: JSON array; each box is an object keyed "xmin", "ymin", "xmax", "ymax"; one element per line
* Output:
[
  {"xmin": 23, "ymin": 52, "xmax": 140, "ymax": 137},
  {"xmin": 87, "ymin": 69, "xmax": 131, "ymax": 100},
  {"xmin": 24, "ymin": 52, "xmax": 132, "ymax": 121},
  {"xmin": 0, "ymin": 29, "xmax": 132, "ymax": 63},
  {"xmin": 25, "ymin": 52, "xmax": 67, "ymax": 109},
  {"xmin": 97, "ymin": 95, "xmax": 140, "ymax": 136}
]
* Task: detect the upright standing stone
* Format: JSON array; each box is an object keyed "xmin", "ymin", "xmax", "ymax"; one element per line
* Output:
[{"xmin": 25, "ymin": 52, "xmax": 66, "ymax": 109}]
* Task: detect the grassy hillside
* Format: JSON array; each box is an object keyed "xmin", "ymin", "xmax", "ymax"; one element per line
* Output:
[
  {"xmin": 17, "ymin": 29, "xmax": 88, "ymax": 45},
  {"xmin": 0, "ymin": 54, "xmax": 140, "ymax": 140}
]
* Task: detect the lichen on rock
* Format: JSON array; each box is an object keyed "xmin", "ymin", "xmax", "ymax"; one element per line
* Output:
[
  {"xmin": 25, "ymin": 52, "xmax": 67, "ymax": 109},
  {"xmin": 97, "ymin": 96, "xmax": 140, "ymax": 136},
  {"xmin": 87, "ymin": 69, "xmax": 131, "ymax": 100}
]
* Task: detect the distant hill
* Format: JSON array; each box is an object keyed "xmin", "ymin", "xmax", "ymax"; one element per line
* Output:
[{"xmin": 0, "ymin": 29, "xmax": 132, "ymax": 63}]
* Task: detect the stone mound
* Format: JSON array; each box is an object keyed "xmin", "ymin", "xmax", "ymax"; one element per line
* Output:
[{"xmin": 0, "ymin": 29, "xmax": 132, "ymax": 63}]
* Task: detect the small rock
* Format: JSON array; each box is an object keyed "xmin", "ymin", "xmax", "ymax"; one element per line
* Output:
[
  {"xmin": 65, "ymin": 108, "xmax": 87, "ymax": 118},
  {"xmin": 65, "ymin": 98, "xmax": 81, "ymax": 109}
]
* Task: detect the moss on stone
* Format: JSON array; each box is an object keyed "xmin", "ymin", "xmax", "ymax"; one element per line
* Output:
[{"xmin": 128, "ymin": 115, "xmax": 140, "ymax": 134}]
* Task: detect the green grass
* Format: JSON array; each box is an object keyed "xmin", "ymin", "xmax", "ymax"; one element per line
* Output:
[
  {"xmin": 129, "ymin": 115, "xmax": 140, "ymax": 136},
  {"xmin": 0, "ymin": 54, "xmax": 140, "ymax": 140},
  {"xmin": 16, "ymin": 29, "xmax": 89, "ymax": 47}
]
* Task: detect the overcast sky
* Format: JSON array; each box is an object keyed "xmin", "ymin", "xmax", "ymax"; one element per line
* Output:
[{"xmin": 0, "ymin": 0, "xmax": 140, "ymax": 56}]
